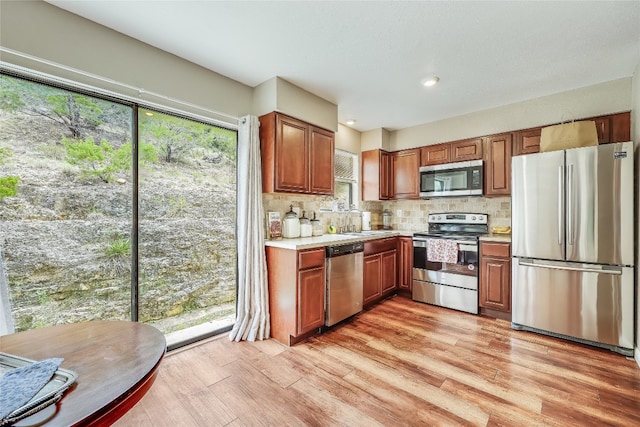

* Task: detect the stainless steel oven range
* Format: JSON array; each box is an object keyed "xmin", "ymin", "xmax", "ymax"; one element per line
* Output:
[{"xmin": 412, "ymin": 213, "xmax": 488, "ymax": 314}]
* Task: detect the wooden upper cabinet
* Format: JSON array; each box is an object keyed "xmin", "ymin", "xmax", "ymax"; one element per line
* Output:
[
  {"xmin": 451, "ymin": 138, "xmax": 483, "ymax": 162},
  {"xmin": 484, "ymin": 133, "xmax": 512, "ymax": 197},
  {"xmin": 309, "ymin": 127, "xmax": 335, "ymax": 194},
  {"xmin": 420, "ymin": 143, "xmax": 450, "ymax": 166},
  {"xmin": 512, "ymin": 112, "xmax": 631, "ymax": 156},
  {"xmin": 420, "ymin": 139, "xmax": 482, "ymax": 166},
  {"xmin": 611, "ymin": 112, "xmax": 631, "ymax": 143},
  {"xmin": 391, "ymin": 149, "xmax": 420, "ymax": 199},
  {"xmin": 259, "ymin": 112, "xmax": 334, "ymax": 195},
  {"xmin": 593, "ymin": 112, "xmax": 631, "ymax": 144},
  {"xmin": 275, "ymin": 115, "xmax": 308, "ymax": 192},
  {"xmin": 380, "ymin": 151, "xmax": 392, "ymax": 200},
  {"xmin": 362, "ymin": 149, "xmax": 391, "ymax": 201},
  {"xmin": 592, "ymin": 116, "xmax": 611, "ymax": 144},
  {"xmin": 513, "ymin": 128, "xmax": 541, "ymax": 156}
]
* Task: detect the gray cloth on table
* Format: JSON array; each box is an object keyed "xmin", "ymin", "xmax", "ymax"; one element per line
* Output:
[{"xmin": 0, "ymin": 358, "xmax": 63, "ymax": 420}]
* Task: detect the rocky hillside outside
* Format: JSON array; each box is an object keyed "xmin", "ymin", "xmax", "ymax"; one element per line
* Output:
[{"xmin": 0, "ymin": 74, "xmax": 237, "ymax": 335}]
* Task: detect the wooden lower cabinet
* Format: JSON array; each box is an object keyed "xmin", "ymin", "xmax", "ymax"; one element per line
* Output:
[
  {"xmin": 479, "ymin": 242, "xmax": 511, "ymax": 320},
  {"xmin": 397, "ymin": 236, "xmax": 413, "ymax": 293},
  {"xmin": 363, "ymin": 238, "xmax": 398, "ymax": 306},
  {"xmin": 363, "ymin": 254, "xmax": 382, "ymax": 305},
  {"xmin": 380, "ymin": 250, "xmax": 397, "ymax": 294},
  {"xmin": 266, "ymin": 246, "xmax": 326, "ymax": 346},
  {"xmin": 297, "ymin": 266, "xmax": 326, "ymax": 334}
]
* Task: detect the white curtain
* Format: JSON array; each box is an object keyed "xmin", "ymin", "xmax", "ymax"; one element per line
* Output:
[
  {"xmin": 0, "ymin": 240, "xmax": 15, "ymax": 336},
  {"xmin": 229, "ymin": 115, "xmax": 270, "ymax": 342}
]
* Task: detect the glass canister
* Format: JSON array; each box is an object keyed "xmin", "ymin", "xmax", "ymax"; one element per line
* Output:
[
  {"xmin": 311, "ymin": 211, "xmax": 323, "ymax": 236},
  {"xmin": 382, "ymin": 209, "xmax": 392, "ymax": 230},
  {"xmin": 282, "ymin": 205, "xmax": 300, "ymax": 238},
  {"xmin": 299, "ymin": 210, "xmax": 312, "ymax": 237}
]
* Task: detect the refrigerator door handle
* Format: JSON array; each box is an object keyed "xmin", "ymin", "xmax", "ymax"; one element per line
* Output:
[
  {"xmin": 558, "ymin": 165, "xmax": 564, "ymax": 246},
  {"xmin": 518, "ymin": 260, "xmax": 622, "ymax": 275},
  {"xmin": 567, "ymin": 164, "xmax": 574, "ymax": 244}
]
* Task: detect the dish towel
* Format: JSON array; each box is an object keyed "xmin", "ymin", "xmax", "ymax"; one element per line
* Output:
[
  {"xmin": 0, "ymin": 357, "xmax": 63, "ymax": 420},
  {"xmin": 426, "ymin": 239, "xmax": 459, "ymax": 263}
]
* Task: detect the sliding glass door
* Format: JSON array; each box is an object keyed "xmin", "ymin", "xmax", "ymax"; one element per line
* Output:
[
  {"xmin": 137, "ymin": 109, "xmax": 237, "ymax": 339},
  {"xmin": 0, "ymin": 74, "xmax": 133, "ymax": 330},
  {"xmin": 0, "ymin": 74, "xmax": 237, "ymax": 343}
]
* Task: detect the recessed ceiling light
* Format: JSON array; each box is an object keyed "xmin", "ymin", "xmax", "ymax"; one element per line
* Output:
[
  {"xmin": 346, "ymin": 119, "xmax": 356, "ymax": 126},
  {"xmin": 422, "ymin": 76, "xmax": 440, "ymax": 87}
]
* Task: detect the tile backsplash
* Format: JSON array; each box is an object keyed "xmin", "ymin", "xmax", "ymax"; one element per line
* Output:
[{"xmin": 263, "ymin": 193, "xmax": 511, "ymax": 232}]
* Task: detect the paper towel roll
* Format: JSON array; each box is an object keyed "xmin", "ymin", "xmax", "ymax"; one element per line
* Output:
[{"xmin": 362, "ymin": 211, "xmax": 371, "ymax": 230}]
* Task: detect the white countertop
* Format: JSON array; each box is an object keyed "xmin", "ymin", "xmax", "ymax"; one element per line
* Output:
[
  {"xmin": 479, "ymin": 234, "xmax": 512, "ymax": 243},
  {"xmin": 265, "ymin": 230, "xmax": 510, "ymax": 250},
  {"xmin": 265, "ymin": 230, "xmax": 409, "ymax": 250}
]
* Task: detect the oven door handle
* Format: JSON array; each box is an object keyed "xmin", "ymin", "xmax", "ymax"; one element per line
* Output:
[{"xmin": 413, "ymin": 239, "xmax": 478, "ymax": 252}]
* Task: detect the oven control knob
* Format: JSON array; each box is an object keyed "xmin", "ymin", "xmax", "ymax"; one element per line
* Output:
[
  {"xmin": 471, "ymin": 215, "xmax": 476, "ymax": 220},
  {"xmin": 437, "ymin": 215, "xmax": 442, "ymax": 220}
]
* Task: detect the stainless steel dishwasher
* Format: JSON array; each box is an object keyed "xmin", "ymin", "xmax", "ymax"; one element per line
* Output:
[{"xmin": 325, "ymin": 241, "xmax": 364, "ymax": 326}]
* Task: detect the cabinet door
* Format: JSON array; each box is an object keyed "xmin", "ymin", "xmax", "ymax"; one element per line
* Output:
[
  {"xmin": 380, "ymin": 249, "xmax": 397, "ymax": 294},
  {"xmin": 362, "ymin": 150, "xmax": 390, "ymax": 201},
  {"xmin": 484, "ymin": 133, "xmax": 512, "ymax": 197},
  {"xmin": 380, "ymin": 151, "xmax": 391, "ymax": 200},
  {"xmin": 297, "ymin": 266, "xmax": 326, "ymax": 334},
  {"xmin": 398, "ymin": 237, "xmax": 413, "ymax": 291},
  {"xmin": 479, "ymin": 256, "xmax": 511, "ymax": 312},
  {"xmin": 275, "ymin": 115, "xmax": 309, "ymax": 193},
  {"xmin": 391, "ymin": 149, "xmax": 419, "ymax": 199},
  {"xmin": 451, "ymin": 138, "xmax": 483, "ymax": 162},
  {"xmin": 611, "ymin": 112, "xmax": 631, "ymax": 143},
  {"xmin": 592, "ymin": 116, "xmax": 611, "ymax": 144},
  {"xmin": 513, "ymin": 128, "xmax": 541, "ymax": 156},
  {"xmin": 420, "ymin": 143, "xmax": 450, "ymax": 166},
  {"xmin": 309, "ymin": 126, "xmax": 334, "ymax": 194},
  {"xmin": 363, "ymin": 254, "xmax": 382, "ymax": 305}
]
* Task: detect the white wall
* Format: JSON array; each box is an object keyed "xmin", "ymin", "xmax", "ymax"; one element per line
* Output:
[
  {"xmin": 361, "ymin": 128, "xmax": 391, "ymax": 151},
  {"xmin": 0, "ymin": 0, "xmax": 253, "ymax": 126},
  {"xmin": 390, "ymin": 78, "xmax": 633, "ymax": 151},
  {"xmin": 335, "ymin": 124, "xmax": 361, "ymax": 154},
  {"xmin": 252, "ymin": 77, "xmax": 338, "ymax": 131}
]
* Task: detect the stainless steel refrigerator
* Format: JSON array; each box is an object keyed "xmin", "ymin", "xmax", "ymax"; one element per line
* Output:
[{"xmin": 511, "ymin": 141, "xmax": 635, "ymax": 356}]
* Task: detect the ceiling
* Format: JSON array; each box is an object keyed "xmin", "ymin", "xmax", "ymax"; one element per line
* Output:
[{"xmin": 46, "ymin": 1, "xmax": 640, "ymax": 132}]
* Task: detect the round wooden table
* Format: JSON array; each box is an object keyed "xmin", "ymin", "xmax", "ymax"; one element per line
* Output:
[{"xmin": 0, "ymin": 321, "xmax": 166, "ymax": 426}]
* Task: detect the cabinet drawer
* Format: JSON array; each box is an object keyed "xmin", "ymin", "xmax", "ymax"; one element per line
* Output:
[
  {"xmin": 481, "ymin": 242, "xmax": 510, "ymax": 258},
  {"xmin": 364, "ymin": 237, "xmax": 397, "ymax": 255},
  {"xmin": 298, "ymin": 248, "xmax": 325, "ymax": 270}
]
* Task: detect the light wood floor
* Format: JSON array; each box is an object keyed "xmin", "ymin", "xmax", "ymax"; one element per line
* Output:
[{"xmin": 115, "ymin": 296, "xmax": 640, "ymax": 426}]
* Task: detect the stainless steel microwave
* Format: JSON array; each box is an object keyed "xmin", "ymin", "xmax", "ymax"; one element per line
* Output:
[{"xmin": 419, "ymin": 160, "xmax": 483, "ymax": 198}]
